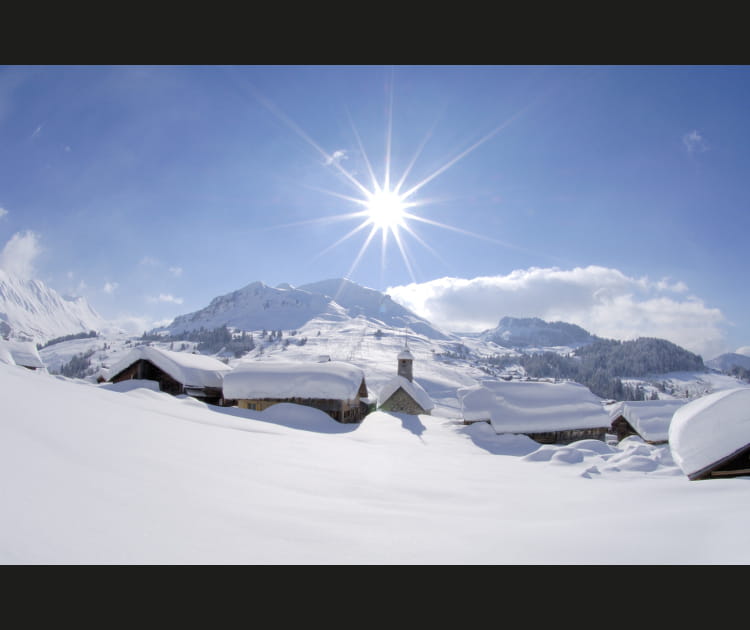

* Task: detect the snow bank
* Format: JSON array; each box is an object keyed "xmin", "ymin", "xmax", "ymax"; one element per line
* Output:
[
  {"xmin": 0, "ymin": 343, "xmax": 15, "ymax": 366},
  {"xmin": 3, "ymin": 360, "xmax": 750, "ymax": 563},
  {"xmin": 106, "ymin": 346, "xmax": 231, "ymax": 388},
  {"xmin": 669, "ymin": 387, "xmax": 750, "ymax": 479},
  {"xmin": 257, "ymin": 402, "xmax": 355, "ymax": 433},
  {"xmin": 223, "ymin": 359, "xmax": 366, "ymax": 400},
  {"xmin": 100, "ymin": 379, "xmax": 162, "ymax": 393}
]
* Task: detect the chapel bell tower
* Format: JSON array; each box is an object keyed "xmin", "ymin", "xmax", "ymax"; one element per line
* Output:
[{"xmin": 397, "ymin": 346, "xmax": 414, "ymax": 382}]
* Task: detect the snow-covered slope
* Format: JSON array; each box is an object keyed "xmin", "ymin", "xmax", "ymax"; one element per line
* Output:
[{"xmin": 0, "ymin": 269, "xmax": 104, "ymax": 343}]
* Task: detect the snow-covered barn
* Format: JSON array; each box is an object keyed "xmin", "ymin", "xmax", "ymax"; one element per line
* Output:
[
  {"xmin": 106, "ymin": 346, "xmax": 232, "ymax": 405},
  {"xmin": 0, "ymin": 338, "xmax": 45, "ymax": 370},
  {"xmin": 377, "ymin": 347, "xmax": 434, "ymax": 415},
  {"xmin": 458, "ymin": 384, "xmax": 497, "ymax": 425},
  {"xmin": 222, "ymin": 359, "xmax": 372, "ymax": 423},
  {"xmin": 609, "ymin": 399, "xmax": 687, "ymax": 444},
  {"xmin": 669, "ymin": 387, "xmax": 750, "ymax": 481},
  {"xmin": 461, "ymin": 380, "xmax": 611, "ymax": 444}
]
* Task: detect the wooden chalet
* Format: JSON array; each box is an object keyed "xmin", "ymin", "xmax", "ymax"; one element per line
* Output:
[
  {"xmin": 608, "ymin": 399, "xmax": 686, "ymax": 444},
  {"xmin": 106, "ymin": 346, "xmax": 232, "ymax": 405},
  {"xmin": 222, "ymin": 360, "xmax": 373, "ymax": 423},
  {"xmin": 462, "ymin": 380, "xmax": 610, "ymax": 445},
  {"xmin": 688, "ymin": 444, "xmax": 750, "ymax": 481},
  {"xmin": 669, "ymin": 387, "xmax": 750, "ymax": 481}
]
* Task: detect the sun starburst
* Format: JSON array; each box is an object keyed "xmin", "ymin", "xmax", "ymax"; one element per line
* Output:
[
  {"xmin": 363, "ymin": 189, "xmax": 408, "ymax": 231},
  {"xmin": 249, "ymin": 75, "xmax": 530, "ymax": 292}
]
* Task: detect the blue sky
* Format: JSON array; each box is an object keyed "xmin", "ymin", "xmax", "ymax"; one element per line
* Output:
[{"xmin": 0, "ymin": 65, "xmax": 748, "ymax": 358}]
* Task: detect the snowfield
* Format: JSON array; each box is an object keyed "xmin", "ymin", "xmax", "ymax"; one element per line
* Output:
[{"xmin": 2, "ymin": 360, "xmax": 749, "ymax": 564}]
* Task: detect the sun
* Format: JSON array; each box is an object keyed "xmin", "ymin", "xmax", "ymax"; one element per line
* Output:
[
  {"xmin": 252, "ymin": 77, "xmax": 522, "ymax": 287},
  {"xmin": 364, "ymin": 189, "xmax": 408, "ymax": 231}
]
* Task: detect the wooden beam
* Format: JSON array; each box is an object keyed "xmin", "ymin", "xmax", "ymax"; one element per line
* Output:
[{"xmin": 710, "ymin": 468, "xmax": 750, "ymax": 477}]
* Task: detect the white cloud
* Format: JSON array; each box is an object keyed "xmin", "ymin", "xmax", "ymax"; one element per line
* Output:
[
  {"xmin": 101, "ymin": 314, "xmax": 158, "ymax": 337},
  {"xmin": 324, "ymin": 150, "xmax": 347, "ymax": 166},
  {"xmin": 387, "ymin": 266, "xmax": 727, "ymax": 359},
  {"xmin": 139, "ymin": 255, "xmax": 159, "ymax": 266},
  {"xmin": 147, "ymin": 293, "xmax": 183, "ymax": 305},
  {"xmin": 683, "ymin": 130, "xmax": 708, "ymax": 154},
  {"xmin": 31, "ymin": 124, "xmax": 42, "ymax": 139},
  {"xmin": 168, "ymin": 266, "xmax": 183, "ymax": 277},
  {"xmin": 0, "ymin": 207, "xmax": 7, "ymax": 219},
  {"xmin": 736, "ymin": 346, "xmax": 750, "ymax": 357},
  {"xmin": 103, "ymin": 281, "xmax": 119, "ymax": 294},
  {"xmin": 0, "ymin": 230, "xmax": 42, "ymax": 280}
]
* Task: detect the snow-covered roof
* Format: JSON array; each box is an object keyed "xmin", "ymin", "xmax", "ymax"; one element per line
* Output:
[
  {"xmin": 0, "ymin": 339, "xmax": 44, "ymax": 369},
  {"xmin": 378, "ymin": 375, "xmax": 434, "ymax": 412},
  {"xmin": 222, "ymin": 360, "xmax": 367, "ymax": 401},
  {"xmin": 464, "ymin": 380, "xmax": 609, "ymax": 434},
  {"xmin": 107, "ymin": 346, "xmax": 231, "ymax": 389},
  {"xmin": 610, "ymin": 399, "xmax": 687, "ymax": 442},
  {"xmin": 458, "ymin": 384, "xmax": 497, "ymax": 421},
  {"xmin": 398, "ymin": 348, "xmax": 414, "ymax": 360},
  {"xmin": 669, "ymin": 387, "xmax": 750, "ymax": 479}
]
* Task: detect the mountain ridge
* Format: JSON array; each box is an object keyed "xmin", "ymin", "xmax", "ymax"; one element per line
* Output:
[
  {"xmin": 0, "ymin": 269, "xmax": 105, "ymax": 343},
  {"xmin": 164, "ymin": 277, "xmax": 453, "ymax": 341},
  {"xmin": 480, "ymin": 316, "xmax": 598, "ymax": 349}
]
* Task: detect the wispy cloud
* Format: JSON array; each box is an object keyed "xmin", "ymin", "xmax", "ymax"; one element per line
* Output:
[
  {"xmin": 141, "ymin": 256, "xmax": 183, "ymax": 279},
  {"xmin": 148, "ymin": 293, "xmax": 183, "ymax": 305},
  {"xmin": 31, "ymin": 124, "xmax": 43, "ymax": 139},
  {"xmin": 683, "ymin": 130, "xmax": 708, "ymax": 154},
  {"xmin": 0, "ymin": 231, "xmax": 42, "ymax": 280},
  {"xmin": 387, "ymin": 266, "xmax": 727, "ymax": 359},
  {"xmin": 0, "ymin": 206, "xmax": 7, "ymax": 219},
  {"xmin": 324, "ymin": 149, "xmax": 348, "ymax": 166},
  {"xmin": 103, "ymin": 281, "xmax": 119, "ymax": 294}
]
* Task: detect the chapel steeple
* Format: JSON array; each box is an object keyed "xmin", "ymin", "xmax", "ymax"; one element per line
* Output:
[{"xmin": 397, "ymin": 339, "xmax": 414, "ymax": 382}]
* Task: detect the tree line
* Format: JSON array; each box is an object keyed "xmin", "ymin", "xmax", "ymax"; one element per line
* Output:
[
  {"xmin": 140, "ymin": 325, "xmax": 308, "ymax": 357},
  {"xmin": 482, "ymin": 337, "xmax": 705, "ymax": 400}
]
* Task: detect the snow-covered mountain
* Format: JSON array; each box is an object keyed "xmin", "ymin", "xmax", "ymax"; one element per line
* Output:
[
  {"xmin": 706, "ymin": 352, "xmax": 750, "ymax": 373},
  {"xmin": 165, "ymin": 278, "xmax": 453, "ymax": 341},
  {"xmin": 480, "ymin": 316, "xmax": 597, "ymax": 349},
  {"xmin": 297, "ymin": 278, "xmax": 453, "ymax": 340},
  {"xmin": 0, "ymin": 269, "xmax": 105, "ymax": 343},
  {"xmin": 166, "ymin": 281, "xmax": 350, "ymax": 334}
]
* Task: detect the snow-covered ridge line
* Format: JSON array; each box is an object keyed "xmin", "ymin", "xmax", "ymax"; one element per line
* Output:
[
  {"xmin": 164, "ymin": 277, "xmax": 453, "ymax": 341},
  {"xmin": 0, "ymin": 269, "xmax": 104, "ymax": 343}
]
